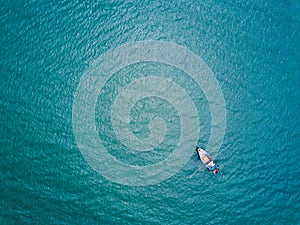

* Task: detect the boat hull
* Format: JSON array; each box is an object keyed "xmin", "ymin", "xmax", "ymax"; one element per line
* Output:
[{"xmin": 196, "ymin": 147, "xmax": 219, "ymax": 174}]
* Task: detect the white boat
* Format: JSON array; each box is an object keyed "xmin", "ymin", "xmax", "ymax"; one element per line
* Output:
[{"xmin": 196, "ymin": 147, "xmax": 219, "ymax": 174}]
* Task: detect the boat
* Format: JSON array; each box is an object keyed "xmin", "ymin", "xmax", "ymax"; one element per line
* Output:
[{"xmin": 196, "ymin": 147, "xmax": 219, "ymax": 174}]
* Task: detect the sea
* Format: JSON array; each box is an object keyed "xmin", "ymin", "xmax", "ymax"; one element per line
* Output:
[{"xmin": 1, "ymin": 0, "xmax": 299, "ymax": 224}]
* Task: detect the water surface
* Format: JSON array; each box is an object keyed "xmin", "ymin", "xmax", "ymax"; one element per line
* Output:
[{"xmin": 1, "ymin": 0, "xmax": 299, "ymax": 224}]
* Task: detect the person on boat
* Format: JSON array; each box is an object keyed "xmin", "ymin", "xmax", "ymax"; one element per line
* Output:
[
  {"xmin": 209, "ymin": 165, "xmax": 219, "ymax": 174},
  {"xmin": 206, "ymin": 161, "xmax": 219, "ymax": 174}
]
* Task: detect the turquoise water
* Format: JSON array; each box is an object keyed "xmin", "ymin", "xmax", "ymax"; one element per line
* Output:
[{"xmin": 1, "ymin": 0, "xmax": 299, "ymax": 224}]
